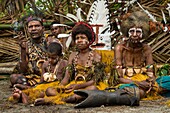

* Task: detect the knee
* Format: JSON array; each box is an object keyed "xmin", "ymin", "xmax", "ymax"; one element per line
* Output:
[
  {"xmin": 45, "ymin": 87, "xmax": 57, "ymax": 97},
  {"xmin": 10, "ymin": 74, "xmax": 23, "ymax": 86}
]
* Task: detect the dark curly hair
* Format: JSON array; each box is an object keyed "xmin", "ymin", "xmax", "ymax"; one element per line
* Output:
[
  {"xmin": 72, "ymin": 22, "xmax": 95, "ymax": 45},
  {"xmin": 47, "ymin": 42, "xmax": 62, "ymax": 56}
]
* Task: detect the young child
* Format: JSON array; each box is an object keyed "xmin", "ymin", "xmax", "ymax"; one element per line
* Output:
[
  {"xmin": 9, "ymin": 42, "xmax": 68, "ymax": 104},
  {"xmin": 40, "ymin": 42, "xmax": 68, "ymax": 83},
  {"xmin": 34, "ymin": 22, "xmax": 107, "ymax": 105}
]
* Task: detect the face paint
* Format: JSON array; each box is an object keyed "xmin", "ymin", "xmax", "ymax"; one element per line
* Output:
[
  {"xmin": 128, "ymin": 27, "xmax": 142, "ymax": 38},
  {"xmin": 128, "ymin": 27, "xmax": 143, "ymax": 43},
  {"xmin": 75, "ymin": 39, "xmax": 89, "ymax": 45}
]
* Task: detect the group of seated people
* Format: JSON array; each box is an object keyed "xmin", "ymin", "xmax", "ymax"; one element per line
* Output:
[{"xmin": 9, "ymin": 11, "xmax": 170, "ymax": 108}]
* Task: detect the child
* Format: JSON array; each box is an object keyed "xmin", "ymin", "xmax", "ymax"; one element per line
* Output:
[
  {"xmin": 34, "ymin": 22, "xmax": 107, "ymax": 105},
  {"xmin": 40, "ymin": 42, "xmax": 68, "ymax": 82},
  {"xmin": 9, "ymin": 42, "xmax": 68, "ymax": 104}
]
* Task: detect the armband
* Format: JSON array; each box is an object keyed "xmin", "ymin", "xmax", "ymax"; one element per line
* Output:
[
  {"xmin": 115, "ymin": 65, "xmax": 122, "ymax": 69},
  {"xmin": 146, "ymin": 64, "xmax": 153, "ymax": 69},
  {"xmin": 146, "ymin": 72, "xmax": 154, "ymax": 78}
]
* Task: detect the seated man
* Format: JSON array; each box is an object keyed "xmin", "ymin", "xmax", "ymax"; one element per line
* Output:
[
  {"xmin": 9, "ymin": 42, "xmax": 68, "ymax": 104},
  {"xmin": 10, "ymin": 17, "xmax": 48, "ymax": 90}
]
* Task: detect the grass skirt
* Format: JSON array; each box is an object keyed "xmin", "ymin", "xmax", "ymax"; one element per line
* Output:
[
  {"xmin": 40, "ymin": 80, "xmax": 108, "ymax": 105},
  {"xmin": 9, "ymin": 80, "xmax": 108, "ymax": 105}
]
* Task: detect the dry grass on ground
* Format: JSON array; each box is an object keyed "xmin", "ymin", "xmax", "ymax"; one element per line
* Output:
[{"xmin": 0, "ymin": 79, "xmax": 170, "ymax": 113}]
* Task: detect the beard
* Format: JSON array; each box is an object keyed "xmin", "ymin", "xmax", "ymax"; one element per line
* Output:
[{"xmin": 129, "ymin": 37, "xmax": 141, "ymax": 43}]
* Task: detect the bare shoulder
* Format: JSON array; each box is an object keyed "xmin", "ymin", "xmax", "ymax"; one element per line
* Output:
[
  {"xmin": 60, "ymin": 59, "xmax": 68, "ymax": 66},
  {"xmin": 93, "ymin": 51, "xmax": 101, "ymax": 62},
  {"xmin": 115, "ymin": 43, "xmax": 124, "ymax": 51},
  {"xmin": 143, "ymin": 44, "xmax": 152, "ymax": 51},
  {"xmin": 69, "ymin": 52, "xmax": 77, "ymax": 58},
  {"xmin": 68, "ymin": 52, "xmax": 77, "ymax": 63},
  {"xmin": 46, "ymin": 35, "xmax": 60, "ymax": 43}
]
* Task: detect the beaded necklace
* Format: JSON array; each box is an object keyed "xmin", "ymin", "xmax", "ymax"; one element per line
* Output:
[
  {"xmin": 27, "ymin": 37, "xmax": 47, "ymax": 74},
  {"xmin": 47, "ymin": 59, "xmax": 60, "ymax": 74},
  {"xmin": 74, "ymin": 51, "xmax": 94, "ymax": 67},
  {"xmin": 28, "ymin": 37, "xmax": 47, "ymax": 61},
  {"xmin": 73, "ymin": 51, "xmax": 94, "ymax": 81}
]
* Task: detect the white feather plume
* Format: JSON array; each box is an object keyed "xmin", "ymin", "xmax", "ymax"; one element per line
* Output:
[
  {"xmin": 76, "ymin": 8, "xmax": 84, "ymax": 21},
  {"xmin": 66, "ymin": 13, "xmax": 79, "ymax": 22}
]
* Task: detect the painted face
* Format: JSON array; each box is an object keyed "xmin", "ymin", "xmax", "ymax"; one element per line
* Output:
[
  {"xmin": 48, "ymin": 53, "xmax": 59, "ymax": 65},
  {"xmin": 75, "ymin": 34, "xmax": 89, "ymax": 49},
  {"xmin": 128, "ymin": 27, "xmax": 142, "ymax": 43},
  {"xmin": 28, "ymin": 20, "xmax": 44, "ymax": 39}
]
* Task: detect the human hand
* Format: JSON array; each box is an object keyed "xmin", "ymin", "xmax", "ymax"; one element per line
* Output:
[
  {"xmin": 65, "ymin": 84, "xmax": 80, "ymax": 93},
  {"xmin": 12, "ymin": 87, "xmax": 22, "ymax": 100},
  {"xmin": 34, "ymin": 98, "xmax": 45, "ymax": 106},
  {"xmin": 13, "ymin": 30, "xmax": 24, "ymax": 42},
  {"xmin": 135, "ymin": 80, "xmax": 151, "ymax": 91},
  {"xmin": 146, "ymin": 77, "xmax": 155, "ymax": 86}
]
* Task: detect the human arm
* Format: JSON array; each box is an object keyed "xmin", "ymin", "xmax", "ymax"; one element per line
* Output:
[
  {"xmin": 18, "ymin": 41, "xmax": 29, "ymax": 73},
  {"xmin": 56, "ymin": 60, "xmax": 68, "ymax": 81},
  {"xmin": 119, "ymin": 77, "xmax": 152, "ymax": 91},
  {"xmin": 114, "ymin": 44, "xmax": 124, "ymax": 77},
  {"xmin": 93, "ymin": 51, "xmax": 101, "ymax": 62},
  {"xmin": 40, "ymin": 61, "xmax": 48, "ymax": 83},
  {"xmin": 60, "ymin": 52, "xmax": 76, "ymax": 86},
  {"xmin": 144, "ymin": 45, "xmax": 154, "ymax": 77},
  {"xmin": 66, "ymin": 80, "xmax": 95, "ymax": 92},
  {"xmin": 144, "ymin": 45, "xmax": 155, "ymax": 81}
]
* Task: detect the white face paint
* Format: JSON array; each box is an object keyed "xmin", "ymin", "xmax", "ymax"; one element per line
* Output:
[
  {"xmin": 128, "ymin": 27, "xmax": 143, "ymax": 38},
  {"xmin": 128, "ymin": 27, "xmax": 143, "ymax": 43},
  {"xmin": 75, "ymin": 39, "xmax": 89, "ymax": 45}
]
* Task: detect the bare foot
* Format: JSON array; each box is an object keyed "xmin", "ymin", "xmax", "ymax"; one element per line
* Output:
[
  {"xmin": 64, "ymin": 96, "xmax": 77, "ymax": 103},
  {"xmin": 14, "ymin": 84, "xmax": 29, "ymax": 90},
  {"xmin": 64, "ymin": 94, "xmax": 86, "ymax": 103},
  {"xmin": 13, "ymin": 92, "xmax": 21, "ymax": 100},
  {"xmin": 12, "ymin": 88, "xmax": 22, "ymax": 101},
  {"xmin": 34, "ymin": 98, "xmax": 46, "ymax": 106},
  {"xmin": 12, "ymin": 87, "xmax": 29, "ymax": 104}
]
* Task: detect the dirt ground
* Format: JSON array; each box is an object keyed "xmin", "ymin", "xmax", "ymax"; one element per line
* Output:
[{"xmin": 0, "ymin": 78, "xmax": 170, "ymax": 113}]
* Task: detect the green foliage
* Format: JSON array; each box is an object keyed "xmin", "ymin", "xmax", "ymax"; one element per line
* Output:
[
  {"xmin": 0, "ymin": 12, "xmax": 5, "ymax": 18},
  {"xmin": 157, "ymin": 64, "xmax": 170, "ymax": 76}
]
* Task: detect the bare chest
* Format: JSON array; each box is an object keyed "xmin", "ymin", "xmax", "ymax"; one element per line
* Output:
[
  {"xmin": 74, "ymin": 51, "xmax": 94, "ymax": 67},
  {"xmin": 122, "ymin": 49, "xmax": 145, "ymax": 67}
]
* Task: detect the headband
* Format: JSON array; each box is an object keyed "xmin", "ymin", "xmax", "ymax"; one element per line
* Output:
[
  {"xmin": 52, "ymin": 24, "xmax": 68, "ymax": 27},
  {"xmin": 75, "ymin": 22, "xmax": 95, "ymax": 45}
]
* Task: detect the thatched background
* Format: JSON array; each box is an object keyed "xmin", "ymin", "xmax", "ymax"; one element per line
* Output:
[
  {"xmin": 0, "ymin": 0, "xmax": 169, "ymax": 74},
  {"xmin": 0, "ymin": 30, "xmax": 19, "ymax": 74},
  {"xmin": 139, "ymin": 0, "xmax": 170, "ymax": 63}
]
